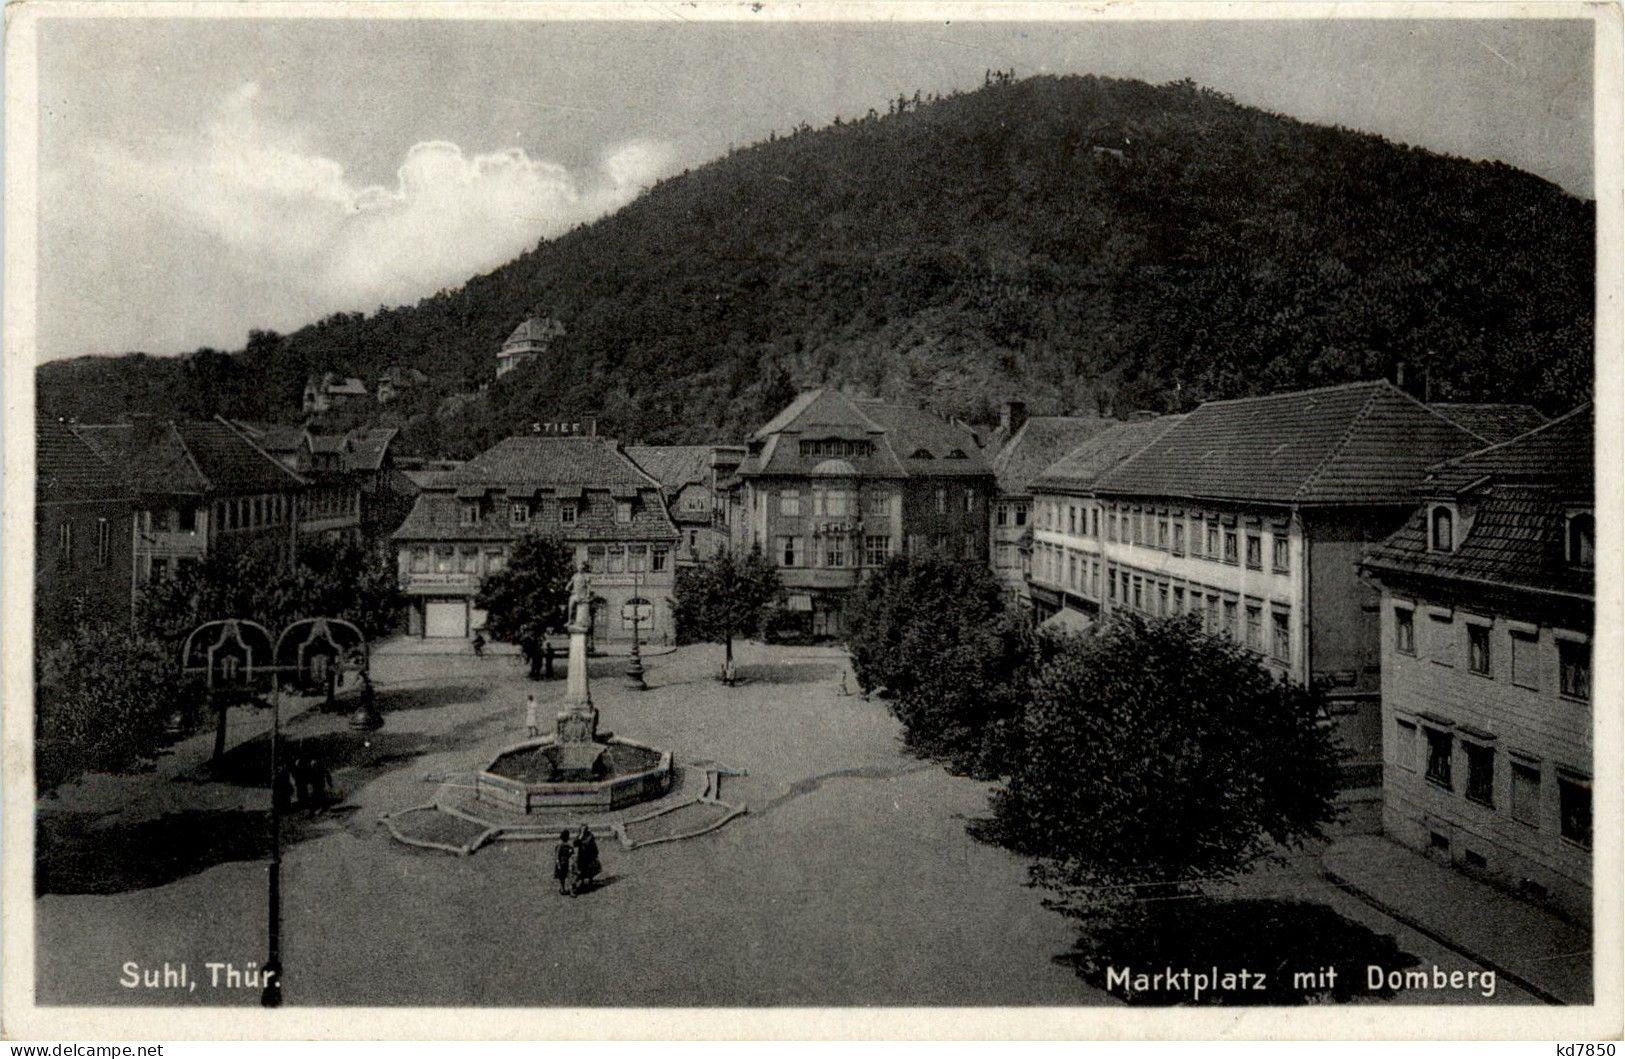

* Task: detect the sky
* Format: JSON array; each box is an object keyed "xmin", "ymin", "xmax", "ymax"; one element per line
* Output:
[{"xmin": 34, "ymin": 16, "xmax": 1594, "ymax": 361}]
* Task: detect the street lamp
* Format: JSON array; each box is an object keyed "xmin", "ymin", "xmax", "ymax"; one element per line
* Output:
[
  {"xmin": 626, "ymin": 563, "xmax": 647, "ymax": 690},
  {"xmin": 180, "ymin": 615, "xmax": 371, "ymax": 1009}
]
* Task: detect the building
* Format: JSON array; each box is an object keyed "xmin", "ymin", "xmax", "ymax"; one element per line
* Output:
[
  {"xmin": 496, "ymin": 316, "xmax": 566, "ymax": 378},
  {"xmin": 736, "ymin": 390, "xmax": 995, "ymax": 638},
  {"xmin": 235, "ymin": 423, "xmax": 402, "ymax": 546},
  {"xmin": 35, "ymin": 419, "xmax": 136, "ymax": 641},
  {"xmin": 1027, "ymin": 414, "xmax": 1187, "ymax": 627},
  {"xmin": 391, "ymin": 436, "xmax": 679, "ymax": 641},
  {"xmin": 1361, "ymin": 405, "xmax": 1593, "ymax": 920},
  {"xmin": 72, "ymin": 416, "xmax": 306, "ymax": 584},
  {"xmin": 376, "ymin": 365, "xmax": 429, "ymax": 405},
  {"xmin": 302, "ymin": 373, "xmax": 369, "ymax": 414},
  {"xmin": 1429, "ymin": 403, "xmax": 1547, "ymax": 445},
  {"xmin": 1030, "ymin": 381, "xmax": 1494, "ymax": 817},
  {"xmin": 985, "ymin": 400, "xmax": 1115, "ymax": 607},
  {"xmin": 626, "ymin": 444, "xmax": 746, "ymax": 562}
]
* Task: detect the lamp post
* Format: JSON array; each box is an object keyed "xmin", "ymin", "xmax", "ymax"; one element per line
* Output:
[{"xmin": 181, "ymin": 616, "xmax": 371, "ymax": 1009}]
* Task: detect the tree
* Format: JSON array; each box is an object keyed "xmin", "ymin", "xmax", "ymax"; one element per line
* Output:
[
  {"xmin": 474, "ymin": 533, "xmax": 574, "ymax": 678},
  {"xmin": 981, "ymin": 613, "xmax": 1342, "ymax": 913},
  {"xmin": 35, "ymin": 623, "xmax": 206, "ymax": 793},
  {"xmin": 671, "ymin": 547, "xmax": 781, "ymax": 673},
  {"xmin": 846, "ymin": 555, "xmax": 1037, "ymax": 775}
]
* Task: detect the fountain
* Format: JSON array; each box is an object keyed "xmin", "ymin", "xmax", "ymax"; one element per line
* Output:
[{"xmin": 475, "ymin": 564, "xmax": 673, "ymax": 813}]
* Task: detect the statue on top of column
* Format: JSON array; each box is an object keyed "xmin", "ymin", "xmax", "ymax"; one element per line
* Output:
[{"xmin": 568, "ymin": 562, "xmax": 594, "ymax": 630}]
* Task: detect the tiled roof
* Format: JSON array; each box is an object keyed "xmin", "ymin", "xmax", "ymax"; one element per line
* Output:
[
  {"xmin": 1363, "ymin": 408, "xmax": 1592, "ymax": 601},
  {"xmin": 344, "ymin": 427, "xmax": 397, "ymax": 473},
  {"xmin": 990, "ymin": 415, "xmax": 1117, "ymax": 497},
  {"xmin": 625, "ymin": 445, "xmax": 715, "ymax": 490},
  {"xmin": 744, "ymin": 389, "xmax": 991, "ymax": 479},
  {"xmin": 1030, "ymin": 416, "xmax": 1187, "ymax": 495},
  {"xmin": 503, "ymin": 316, "xmax": 565, "ymax": 350},
  {"xmin": 1429, "ymin": 403, "xmax": 1547, "ymax": 445},
  {"xmin": 1363, "ymin": 485, "xmax": 1592, "ymax": 601},
  {"xmin": 1425, "ymin": 404, "xmax": 1593, "ymax": 494},
  {"xmin": 438, "ymin": 437, "xmax": 660, "ymax": 491},
  {"xmin": 73, "ymin": 418, "xmax": 305, "ymax": 496},
  {"xmin": 38, "ymin": 418, "xmax": 128, "ymax": 504},
  {"xmin": 391, "ymin": 493, "xmax": 679, "ymax": 543},
  {"xmin": 1093, "ymin": 381, "xmax": 1484, "ymax": 505}
]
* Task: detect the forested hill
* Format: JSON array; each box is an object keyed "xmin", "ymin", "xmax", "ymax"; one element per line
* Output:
[{"xmin": 38, "ymin": 75, "xmax": 1594, "ymax": 455}]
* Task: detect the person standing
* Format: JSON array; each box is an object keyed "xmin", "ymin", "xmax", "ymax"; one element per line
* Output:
[
  {"xmin": 573, "ymin": 824, "xmax": 601, "ymax": 893},
  {"xmin": 472, "ymin": 632, "xmax": 486, "ymax": 659},
  {"xmin": 525, "ymin": 693, "xmax": 540, "ymax": 737},
  {"xmin": 553, "ymin": 830, "xmax": 573, "ymax": 895}
]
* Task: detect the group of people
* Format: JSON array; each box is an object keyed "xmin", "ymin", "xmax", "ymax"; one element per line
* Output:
[
  {"xmin": 553, "ymin": 825, "xmax": 602, "ymax": 897},
  {"xmin": 274, "ymin": 752, "xmax": 336, "ymax": 815}
]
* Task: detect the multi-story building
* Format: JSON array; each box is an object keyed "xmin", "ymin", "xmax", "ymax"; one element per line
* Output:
[
  {"xmin": 495, "ymin": 316, "xmax": 566, "ymax": 378},
  {"xmin": 626, "ymin": 444, "xmax": 746, "ymax": 562},
  {"xmin": 1028, "ymin": 414, "xmax": 1186, "ymax": 628},
  {"xmin": 736, "ymin": 389, "xmax": 994, "ymax": 638},
  {"xmin": 1361, "ymin": 405, "xmax": 1593, "ymax": 920},
  {"xmin": 302, "ymin": 373, "xmax": 369, "ymax": 414},
  {"xmin": 986, "ymin": 400, "xmax": 1114, "ymax": 608},
  {"xmin": 72, "ymin": 416, "xmax": 305, "ymax": 584},
  {"xmin": 1029, "ymin": 382, "xmax": 1494, "ymax": 818},
  {"xmin": 35, "ymin": 419, "xmax": 136, "ymax": 641},
  {"xmin": 235, "ymin": 423, "xmax": 401, "ymax": 546},
  {"xmin": 391, "ymin": 436, "xmax": 679, "ymax": 641}
]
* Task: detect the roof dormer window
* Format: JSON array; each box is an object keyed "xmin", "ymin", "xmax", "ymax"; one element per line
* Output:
[
  {"xmin": 1566, "ymin": 510, "xmax": 1594, "ymax": 568},
  {"xmin": 945, "ymin": 448, "xmax": 968, "ymax": 460},
  {"xmin": 910, "ymin": 448, "xmax": 934, "ymax": 459},
  {"xmin": 1429, "ymin": 504, "xmax": 1456, "ymax": 553}
]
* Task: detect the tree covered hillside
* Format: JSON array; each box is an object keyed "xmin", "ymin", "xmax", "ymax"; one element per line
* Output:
[{"xmin": 38, "ymin": 75, "xmax": 1593, "ymax": 453}]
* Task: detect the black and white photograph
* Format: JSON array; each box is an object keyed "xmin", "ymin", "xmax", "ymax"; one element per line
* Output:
[{"xmin": 3, "ymin": 2, "xmax": 1618, "ymax": 1041}]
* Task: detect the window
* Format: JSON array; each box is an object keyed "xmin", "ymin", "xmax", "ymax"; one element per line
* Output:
[
  {"xmin": 410, "ymin": 547, "xmax": 429, "ymax": 573},
  {"xmin": 560, "ymin": 502, "xmax": 576, "ymax": 526},
  {"xmin": 1107, "ymin": 570, "xmax": 1118, "ymax": 602},
  {"xmin": 1157, "ymin": 516, "xmax": 1169, "ymax": 551},
  {"xmin": 1132, "ymin": 577, "xmax": 1143, "ymax": 611},
  {"xmin": 1468, "ymin": 624, "xmax": 1491, "ymax": 675},
  {"xmin": 1156, "ymin": 584, "xmax": 1169, "ymax": 616},
  {"xmin": 1013, "ymin": 505, "xmax": 1026, "ymax": 527},
  {"xmin": 150, "ymin": 557, "xmax": 169, "ymax": 581},
  {"xmin": 1465, "ymin": 743, "xmax": 1495, "ymax": 807},
  {"xmin": 1272, "ymin": 535, "xmax": 1289, "ymax": 572},
  {"xmin": 96, "ymin": 519, "xmax": 111, "ymax": 567},
  {"xmin": 779, "ymin": 489, "xmax": 802, "ymax": 516},
  {"xmin": 824, "ymin": 538, "xmax": 845, "ymax": 568},
  {"xmin": 651, "ymin": 547, "xmax": 668, "ymax": 573},
  {"xmin": 1245, "ymin": 534, "xmax": 1262, "ymax": 570},
  {"xmin": 1107, "ymin": 511, "xmax": 1118, "ymax": 542},
  {"xmin": 615, "ymin": 500, "xmax": 633, "ymax": 524},
  {"xmin": 606, "ymin": 546, "xmax": 626, "ymax": 574},
  {"xmin": 1172, "ymin": 585, "xmax": 1184, "ymax": 612},
  {"xmin": 1068, "ymin": 554, "xmax": 1079, "ymax": 589},
  {"xmin": 460, "ymin": 501, "xmax": 481, "ymax": 526},
  {"xmin": 459, "ymin": 547, "xmax": 480, "ymax": 574},
  {"xmin": 995, "ymin": 504, "xmax": 1008, "ymax": 528},
  {"xmin": 57, "ymin": 520, "xmax": 72, "ymax": 563},
  {"xmin": 1067, "ymin": 506, "xmax": 1077, "ymax": 534},
  {"xmin": 1246, "ymin": 604, "xmax": 1263, "ymax": 651},
  {"xmin": 485, "ymin": 549, "xmax": 506, "ymax": 574},
  {"xmin": 1510, "ymin": 630, "xmax": 1539, "ymax": 689},
  {"xmin": 865, "ymin": 535, "xmax": 891, "ymax": 567},
  {"xmin": 1559, "ymin": 776, "xmax": 1591, "ymax": 848},
  {"xmin": 936, "ymin": 488, "xmax": 947, "ymax": 514},
  {"xmin": 178, "ymin": 505, "xmax": 197, "ymax": 533},
  {"xmin": 1172, "ymin": 522, "xmax": 1185, "ymax": 556},
  {"xmin": 1223, "ymin": 599, "xmax": 1238, "ymax": 639},
  {"xmin": 433, "ymin": 547, "xmax": 455, "ymax": 574},
  {"xmin": 1428, "ymin": 615, "xmax": 1457, "ymax": 667},
  {"xmin": 628, "ymin": 545, "xmax": 648, "ymax": 572},
  {"xmin": 511, "ymin": 501, "xmax": 530, "ymax": 524},
  {"xmin": 1223, "ymin": 530, "xmax": 1239, "ymax": 565},
  {"xmin": 1396, "ymin": 608, "xmax": 1416, "ymax": 655},
  {"xmin": 1424, "ymin": 728, "xmax": 1453, "ymax": 789},
  {"xmin": 1395, "ymin": 719, "xmax": 1418, "ymax": 772},
  {"xmin": 1091, "ymin": 562, "xmax": 1101, "ymax": 598},
  {"xmin": 1566, "ymin": 512, "xmax": 1594, "ymax": 567},
  {"xmin": 1430, "ymin": 506, "xmax": 1456, "ymax": 552},
  {"xmin": 868, "ymin": 492, "xmax": 891, "ymax": 517},
  {"xmin": 1559, "ymin": 640, "xmax": 1590, "ymax": 700},
  {"xmin": 1511, "ymin": 761, "xmax": 1540, "ymax": 825}
]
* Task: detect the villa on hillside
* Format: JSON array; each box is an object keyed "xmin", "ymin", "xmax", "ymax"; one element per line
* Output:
[{"xmin": 496, "ymin": 316, "xmax": 567, "ymax": 379}]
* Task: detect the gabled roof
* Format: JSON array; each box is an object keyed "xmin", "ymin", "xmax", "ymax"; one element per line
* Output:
[
  {"xmin": 502, "ymin": 316, "xmax": 566, "ymax": 350},
  {"xmin": 37, "ymin": 418, "xmax": 129, "ymax": 504},
  {"xmin": 1425, "ymin": 404, "xmax": 1593, "ymax": 495},
  {"xmin": 1093, "ymin": 381, "xmax": 1484, "ymax": 505},
  {"xmin": 1429, "ymin": 403, "xmax": 1547, "ymax": 445},
  {"xmin": 744, "ymin": 389, "xmax": 991, "ymax": 479},
  {"xmin": 1030, "ymin": 416, "xmax": 1187, "ymax": 495},
  {"xmin": 990, "ymin": 415, "xmax": 1117, "ymax": 497},
  {"xmin": 344, "ymin": 427, "xmax": 398, "ymax": 472},
  {"xmin": 436, "ymin": 437, "xmax": 661, "ymax": 492},
  {"xmin": 73, "ymin": 417, "xmax": 305, "ymax": 497},
  {"xmin": 625, "ymin": 445, "xmax": 715, "ymax": 491}
]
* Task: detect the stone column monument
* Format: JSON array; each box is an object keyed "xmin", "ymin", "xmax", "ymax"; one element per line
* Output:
[{"xmin": 557, "ymin": 562, "xmax": 599, "ymax": 744}]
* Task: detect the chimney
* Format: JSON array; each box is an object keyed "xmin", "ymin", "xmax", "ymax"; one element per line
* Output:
[{"xmin": 1000, "ymin": 400, "xmax": 1028, "ymax": 436}]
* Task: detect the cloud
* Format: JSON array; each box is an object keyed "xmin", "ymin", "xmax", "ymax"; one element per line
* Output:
[{"xmin": 62, "ymin": 81, "xmax": 674, "ymax": 350}]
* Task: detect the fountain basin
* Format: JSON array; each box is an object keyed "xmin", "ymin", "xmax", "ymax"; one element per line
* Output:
[{"xmin": 475, "ymin": 736, "xmax": 673, "ymax": 813}]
